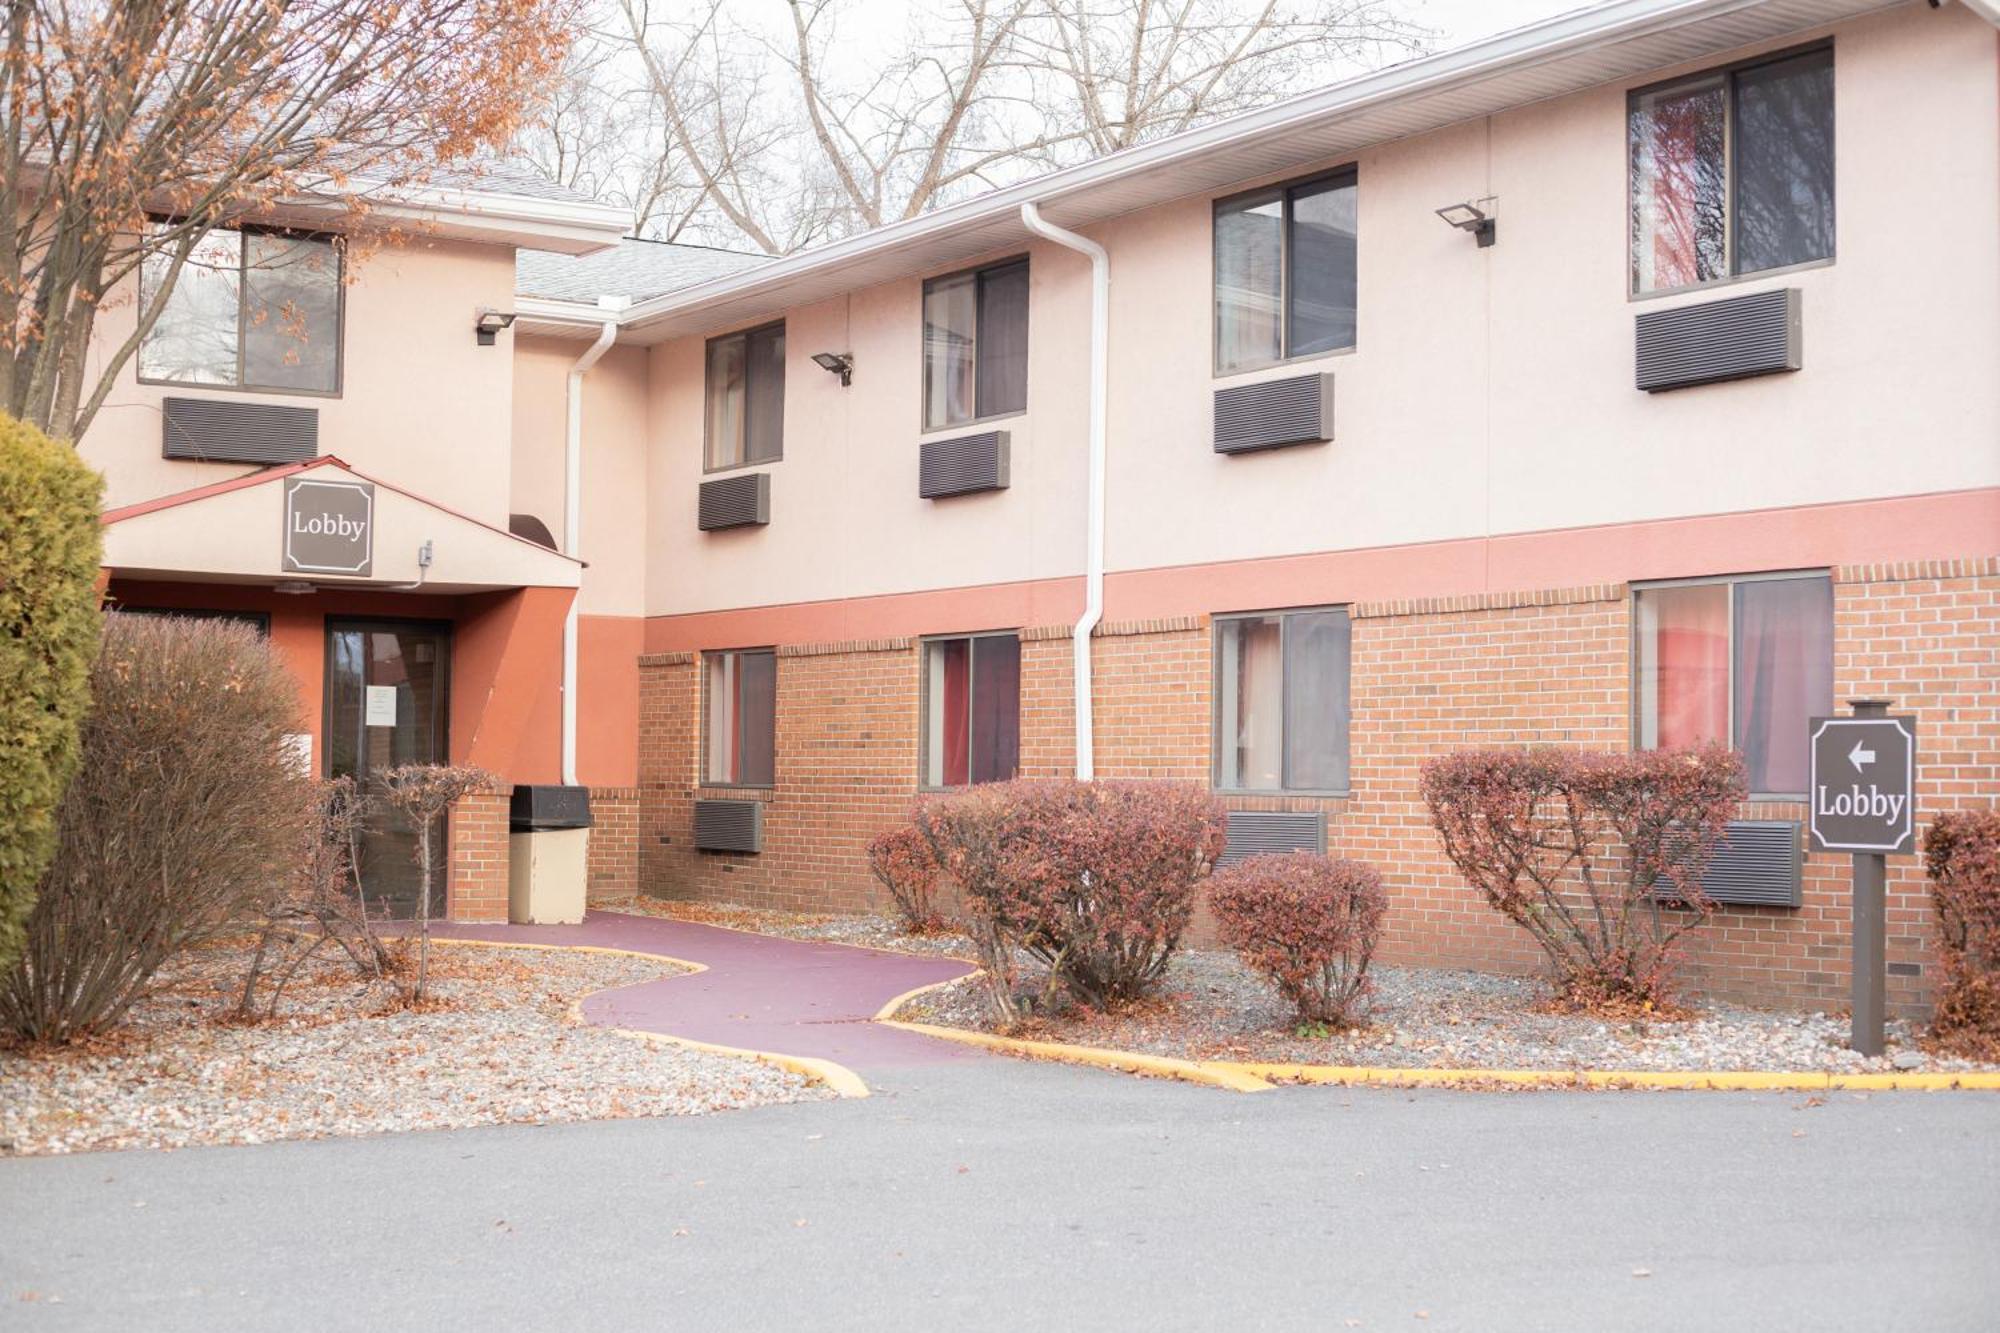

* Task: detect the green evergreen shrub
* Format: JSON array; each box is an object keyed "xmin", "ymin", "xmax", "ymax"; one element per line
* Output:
[{"xmin": 0, "ymin": 414, "xmax": 102, "ymax": 976}]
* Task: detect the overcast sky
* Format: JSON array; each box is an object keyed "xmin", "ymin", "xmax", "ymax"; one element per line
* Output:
[{"xmin": 1410, "ymin": 0, "xmax": 1594, "ymax": 49}]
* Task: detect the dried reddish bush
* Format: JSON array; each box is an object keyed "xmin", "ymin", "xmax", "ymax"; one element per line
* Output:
[
  {"xmin": 914, "ymin": 779, "xmax": 1227, "ymax": 1022},
  {"xmin": 1419, "ymin": 744, "xmax": 1746, "ymax": 1010},
  {"xmin": 1924, "ymin": 808, "xmax": 2000, "ymax": 1056},
  {"xmin": 1210, "ymin": 853, "xmax": 1387, "ymax": 1028},
  {"xmin": 379, "ymin": 763, "xmax": 494, "ymax": 1002},
  {"xmin": 867, "ymin": 824, "xmax": 950, "ymax": 934}
]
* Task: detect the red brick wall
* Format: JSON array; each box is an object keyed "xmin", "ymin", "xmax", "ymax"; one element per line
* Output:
[
  {"xmin": 446, "ymin": 788, "xmax": 510, "ymax": 923},
  {"xmin": 586, "ymin": 786, "xmax": 640, "ymax": 903},
  {"xmin": 636, "ymin": 559, "xmax": 2000, "ymax": 1014}
]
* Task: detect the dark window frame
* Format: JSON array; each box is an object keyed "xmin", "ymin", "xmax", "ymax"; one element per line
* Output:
[
  {"xmin": 1210, "ymin": 604, "xmax": 1353, "ymax": 797},
  {"xmin": 917, "ymin": 629, "xmax": 1022, "ymax": 791},
  {"xmin": 703, "ymin": 321, "xmax": 787, "ymax": 474},
  {"xmin": 1626, "ymin": 41, "xmax": 1835, "ymax": 299},
  {"xmin": 1628, "ymin": 568, "xmax": 1834, "ymax": 802},
  {"xmin": 136, "ymin": 221, "xmax": 347, "ymax": 397},
  {"xmin": 920, "ymin": 256, "xmax": 1030, "ymax": 433},
  {"xmin": 1211, "ymin": 164, "xmax": 1359, "ymax": 377},
  {"xmin": 701, "ymin": 647, "xmax": 778, "ymax": 789}
]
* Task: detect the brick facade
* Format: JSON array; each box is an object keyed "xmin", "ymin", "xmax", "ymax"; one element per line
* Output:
[
  {"xmin": 636, "ymin": 559, "xmax": 2000, "ymax": 1016},
  {"xmin": 446, "ymin": 788, "xmax": 510, "ymax": 923},
  {"xmin": 586, "ymin": 786, "xmax": 641, "ymax": 903}
]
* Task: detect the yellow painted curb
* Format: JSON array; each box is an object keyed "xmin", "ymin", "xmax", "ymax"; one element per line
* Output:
[
  {"xmin": 1208, "ymin": 1062, "xmax": 2000, "ymax": 1093},
  {"xmin": 872, "ymin": 971, "xmax": 982, "ymax": 1023},
  {"xmin": 881, "ymin": 1018, "xmax": 1275, "ymax": 1092},
  {"xmin": 428, "ymin": 935, "xmax": 871, "ymax": 1099}
]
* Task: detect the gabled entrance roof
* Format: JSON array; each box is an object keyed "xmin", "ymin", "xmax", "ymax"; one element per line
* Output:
[{"xmin": 102, "ymin": 457, "xmax": 583, "ymax": 593}]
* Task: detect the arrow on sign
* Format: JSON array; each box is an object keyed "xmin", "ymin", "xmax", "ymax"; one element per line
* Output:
[{"xmin": 1848, "ymin": 741, "xmax": 1876, "ymax": 772}]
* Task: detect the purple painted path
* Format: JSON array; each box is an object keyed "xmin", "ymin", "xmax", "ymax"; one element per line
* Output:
[{"xmin": 431, "ymin": 911, "xmax": 980, "ymax": 1075}]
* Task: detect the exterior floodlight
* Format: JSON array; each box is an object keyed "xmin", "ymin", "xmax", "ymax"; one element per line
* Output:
[
  {"xmin": 811, "ymin": 351, "xmax": 854, "ymax": 386},
  {"xmin": 273, "ymin": 580, "xmax": 318, "ymax": 595},
  {"xmin": 475, "ymin": 307, "xmax": 518, "ymax": 345},
  {"xmin": 1435, "ymin": 199, "xmax": 1496, "ymax": 248}
]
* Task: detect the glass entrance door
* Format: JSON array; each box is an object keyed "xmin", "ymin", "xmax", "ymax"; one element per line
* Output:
[{"xmin": 324, "ymin": 620, "xmax": 451, "ymax": 919}]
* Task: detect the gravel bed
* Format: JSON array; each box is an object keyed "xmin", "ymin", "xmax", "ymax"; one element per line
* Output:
[
  {"xmin": 597, "ymin": 895, "xmax": 975, "ymax": 959},
  {"xmin": 897, "ymin": 950, "xmax": 2000, "ymax": 1076},
  {"xmin": 0, "ymin": 939, "xmax": 830, "ymax": 1157}
]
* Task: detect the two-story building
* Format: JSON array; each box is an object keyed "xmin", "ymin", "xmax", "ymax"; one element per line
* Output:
[{"xmin": 87, "ymin": 0, "xmax": 2000, "ymax": 1014}]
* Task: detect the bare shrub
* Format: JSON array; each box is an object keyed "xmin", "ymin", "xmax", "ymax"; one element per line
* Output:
[
  {"xmin": 1419, "ymin": 744, "xmax": 1746, "ymax": 1010},
  {"xmin": 1925, "ymin": 808, "xmax": 2000, "ymax": 1056},
  {"xmin": 236, "ymin": 777, "xmax": 392, "ymax": 1018},
  {"xmin": 378, "ymin": 764, "xmax": 494, "ymax": 1003},
  {"xmin": 915, "ymin": 779, "xmax": 1227, "ymax": 1022},
  {"xmin": 0, "ymin": 614, "xmax": 309, "ymax": 1043},
  {"xmin": 1210, "ymin": 853, "xmax": 1387, "ymax": 1029},
  {"xmin": 867, "ymin": 824, "xmax": 950, "ymax": 934}
]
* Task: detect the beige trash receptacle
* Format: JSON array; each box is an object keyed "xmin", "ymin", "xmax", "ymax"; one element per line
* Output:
[
  {"xmin": 508, "ymin": 827, "xmax": 588, "ymax": 924},
  {"xmin": 506, "ymin": 786, "xmax": 592, "ymax": 925}
]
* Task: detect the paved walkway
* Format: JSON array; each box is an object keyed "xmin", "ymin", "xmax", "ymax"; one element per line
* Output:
[{"xmin": 431, "ymin": 910, "xmax": 980, "ymax": 1079}]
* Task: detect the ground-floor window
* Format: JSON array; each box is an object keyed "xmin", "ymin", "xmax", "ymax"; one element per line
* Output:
[
  {"xmin": 921, "ymin": 632, "xmax": 1020, "ymax": 788},
  {"xmin": 1633, "ymin": 571, "xmax": 1833, "ymax": 798},
  {"xmin": 704, "ymin": 648, "xmax": 776, "ymax": 786},
  {"xmin": 1213, "ymin": 606, "xmax": 1351, "ymax": 794}
]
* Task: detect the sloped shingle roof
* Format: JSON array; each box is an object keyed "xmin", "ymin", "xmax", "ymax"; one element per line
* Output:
[{"xmin": 515, "ymin": 236, "xmax": 772, "ymax": 304}]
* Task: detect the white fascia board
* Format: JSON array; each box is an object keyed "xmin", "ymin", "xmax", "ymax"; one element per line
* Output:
[{"xmin": 614, "ymin": 0, "xmax": 1887, "ymax": 331}]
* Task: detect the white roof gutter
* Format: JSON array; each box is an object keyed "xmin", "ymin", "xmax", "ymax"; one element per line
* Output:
[
  {"xmin": 1020, "ymin": 203, "xmax": 1108, "ymax": 781},
  {"xmin": 1953, "ymin": 0, "xmax": 2000, "ymax": 27},
  {"xmin": 559, "ymin": 301, "xmax": 626, "ymax": 787}
]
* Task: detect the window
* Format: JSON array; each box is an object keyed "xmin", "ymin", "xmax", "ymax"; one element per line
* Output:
[
  {"xmin": 139, "ymin": 227, "xmax": 342, "ymax": 393},
  {"xmin": 1634, "ymin": 572, "xmax": 1833, "ymax": 797},
  {"xmin": 921, "ymin": 633, "xmax": 1020, "ymax": 787},
  {"xmin": 1214, "ymin": 167, "xmax": 1357, "ymax": 374},
  {"xmin": 1628, "ymin": 45, "xmax": 1833, "ymax": 295},
  {"xmin": 704, "ymin": 649, "xmax": 776, "ymax": 786},
  {"xmin": 705, "ymin": 323, "xmax": 785, "ymax": 471},
  {"xmin": 922, "ymin": 259, "xmax": 1028, "ymax": 430},
  {"xmin": 1214, "ymin": 607, "xmax": 1351, "ymax": 793}
]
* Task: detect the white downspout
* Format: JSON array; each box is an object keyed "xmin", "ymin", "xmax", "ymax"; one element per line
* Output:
[
  {"xmin": 1020, "ymin": 201, "xmax": 1107, "ymax": 781},
  {"xmin": 561, "ymin": 316, "xmax": 618, "ymax": 786}
]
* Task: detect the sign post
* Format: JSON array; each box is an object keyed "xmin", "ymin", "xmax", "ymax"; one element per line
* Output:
[{"xmin": 1808, "ymin": 701, "xmax": 1917, "ymax": 1057}]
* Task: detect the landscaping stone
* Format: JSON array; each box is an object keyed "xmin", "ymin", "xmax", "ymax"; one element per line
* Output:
[
  {"xmin": 0, "ymin": 938, "xmax": 829, "ymax": 1157},
  {"xmin": 895, "ymin": 947, "xmax": 1999, "ymax": 1077}
]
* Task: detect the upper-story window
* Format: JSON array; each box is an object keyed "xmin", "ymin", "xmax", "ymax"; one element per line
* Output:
[
  {"xmin": 921, "ymin": 631, "xmax": 1020, "ymax": 787},
  {"xmin": 139, "ymin": 226, "xmax": 342, "ymax": 394},
  {"xmin": 1214, "ymin": 606, "xmax": 1351, "ymax": 794},
  {"xmin": 1213, "ymin": 166, "xmax": 1356, "ymax": 375},
  {"xmin": 706, "ymin": 322, "xmax": 785, "ymax": 471},
  {"xmin": 704, "ymin": 648, "xmax": 776, "ymax": 786},
  {"xmin": 923, "ymin": 258, "xmax": 1027, "ymax": 430},
  {"xmin": 1629, "ymin": 45, "xmax": 1833, "ymax": 296},
  {"xmin": 1633, "ymin": 572, "xmax": 1833, "ymax": 799}
]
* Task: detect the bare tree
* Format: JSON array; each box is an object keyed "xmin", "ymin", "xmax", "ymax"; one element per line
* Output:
[
  {"xmin": 1023, "ymin": 0, "xmax": 1429, "ymax": 155},
  {"xmin": 0, "ymin": 0, "xmax": 579, "ymax": 443},
  {"xmin": 378, "ymin": 763, "xmax": 494, "ymax": 1004},
  {"xmin": 598, "ymin": 0, "xmax": 1428, "ymax": 254}
]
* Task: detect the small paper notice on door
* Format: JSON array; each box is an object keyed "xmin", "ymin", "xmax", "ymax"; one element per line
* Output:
[{"xmin": 364, "ymin": 685, "xmax": 398, "ymax": 728}]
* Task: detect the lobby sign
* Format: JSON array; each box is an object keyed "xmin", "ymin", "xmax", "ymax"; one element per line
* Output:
[
  {"xmin": 283, "ymin": 477, "xmax": 374, "ymax": 577},
  {"xmin": 1807, "ymin": 715, "xmax": 1917, "ymax": 855}
]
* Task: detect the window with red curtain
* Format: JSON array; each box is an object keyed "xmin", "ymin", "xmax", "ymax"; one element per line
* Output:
[
  {"xmin": 1634, "ymin": 575, "xmax": 1831, "ymax": 797},
  {"xmin": 924, "ymin": 634, "xmax": 1019, "ymax": 787},
  {"xmin": 704, "ymin": 649, "xmax": 776, "ymax": 785},
  {"xmin": 1629, "ymin": 46, "xmax": 1833, "ymax": 295}
]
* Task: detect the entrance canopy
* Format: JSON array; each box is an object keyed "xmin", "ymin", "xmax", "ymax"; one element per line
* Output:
[{"xmin": 101, "ymin": 457, "xmax": 582, "ymax": 594}]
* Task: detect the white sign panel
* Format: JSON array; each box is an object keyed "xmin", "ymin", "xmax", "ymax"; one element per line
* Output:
[{"xmin": 364, "ymin": 685, "xmax": 398, "ymax": 728}]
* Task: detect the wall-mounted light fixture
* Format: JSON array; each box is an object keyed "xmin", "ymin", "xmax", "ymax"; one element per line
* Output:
[
  {"xmin": 811, "ymin": 351, "xmax": 854, "ymax": 387},
  {"xmin": 1435, "ymin": 198, "xmax": 1497, "ymax": 248},
  {"xmin": 475, "ymin": 308, "xmax": 518, "ymax": 345},
  {"xmin": 273, "ymin": 580, "xmax": 317, "ymax": 595}
]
